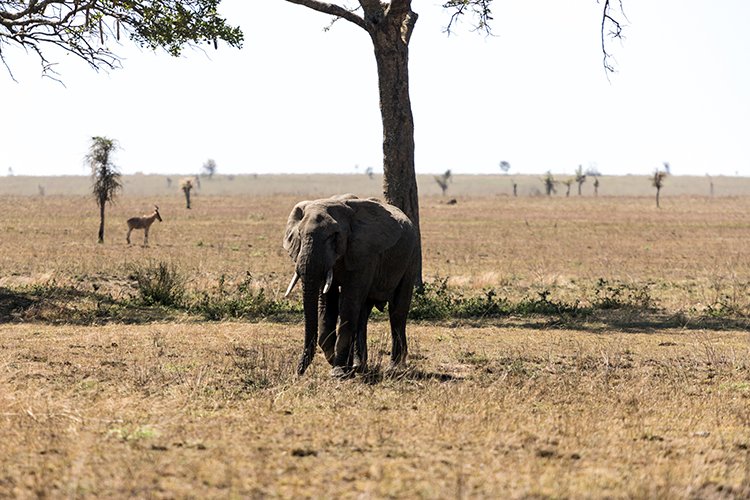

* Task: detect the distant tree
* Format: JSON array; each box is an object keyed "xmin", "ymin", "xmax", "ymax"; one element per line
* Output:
[
  {"xmin": 542, "ymin": 171, "xmax": 557, "ymax": 196},
  {"xmin": 86, "ymin": 136, "xmax": 122, "ymax": 243},
  {"xmin": 593, "ymin": 176, "xmax": 600, "ymax": 196},
  {"xmin": 499, "ymin": 161, "xmax": 511, "ymax": 174},
  {"xmin": 706, "ymin": 173, "xmax": 714, "ymax": 198},
  {"xmin": 166, "ymin": 177, "xmax": 173, "ymax": 188},
  {"xmin": 585, "ymin": 165, "xmax": 602, "ymax": 177},
  {"xmin": 202, "ymin": 159, "xmax": 217, "ymax": 179},
  {"xmin": 562, "ymin": 178, "xmax": 573, "ymax": 197},
  {"xmin": 434, "ymin": 169, "xmax": 452, "ymax": 196},
  {"xmin": 575, "ymin": 165, "xmax": 587, "ymax": 195},
  {"xmin": 364, "ymin": 167, "xmax": 374, "ymax": 180},
  {"xmin": 38, "ymin": 184, "xmax": 45, "ymax": 197},
  {"xmin": 663, "ymin": 161, "xmax": 671, "ymax": 175},
  {"xmin": 7, "ymin": 166, "xmax": 13, "ymax": 176},
  {"xmin": 180, "ymin": 178, "xmax": 194, "ymax": 209},
  {"xmin": 651, "ymin": 168, "xmax": 668, "ymax": 208}
]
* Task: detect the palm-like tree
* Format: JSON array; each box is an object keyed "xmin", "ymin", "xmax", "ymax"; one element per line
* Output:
[{"xmin": 86, "ymin": 136, "xmax": 122, "ymax": 243}]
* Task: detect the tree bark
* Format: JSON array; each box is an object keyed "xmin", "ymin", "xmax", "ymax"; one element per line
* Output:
[
  {"xmin": 367, "ymin": 3, "xmax": 422, "ymax": 282},
  {"xmin": 98, "ymin": 201, "xmax": 106, "ymax": 243}
]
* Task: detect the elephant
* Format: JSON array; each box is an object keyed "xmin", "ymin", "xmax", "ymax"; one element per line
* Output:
[{"xmin": 283, "ymin": 194, "xmax": 419, "ymax": 378}]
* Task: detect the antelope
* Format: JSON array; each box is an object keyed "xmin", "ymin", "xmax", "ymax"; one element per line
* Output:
[{"xmin": 126, "ymin": 205, "xmax": 163, "ymax": 245}]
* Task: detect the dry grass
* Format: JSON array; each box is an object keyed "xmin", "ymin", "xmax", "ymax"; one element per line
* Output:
[
  {"xmin": 1, "ymin": 322, "xmax": 749, "ymax": 498},
  {"xmin": 1, "ymin": 175, "xmax": 750, "ymax": 497}
]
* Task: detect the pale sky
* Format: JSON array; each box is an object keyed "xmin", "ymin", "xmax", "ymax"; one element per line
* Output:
[{"xmin": 1, "ymin": 0, "xmax": 749, "ymax": 177}]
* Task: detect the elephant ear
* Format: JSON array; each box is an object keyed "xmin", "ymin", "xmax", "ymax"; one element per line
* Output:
[
  {"xmin": 343, "ymin": 199, "xmax": 404, "ymax": 271},
  {"xmin": 283, "ymin": 200, "xmax": 311, "ymax": 261}
]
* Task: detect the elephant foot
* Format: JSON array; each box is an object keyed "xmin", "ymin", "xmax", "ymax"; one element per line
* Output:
[
  {"xmin": 330, "ymin": 366, "xmax": 355, "ymax": 380},
  {"xmin": 352, "ymin": 355, "xmax": 367, "ymax": 374},
  {"xmin": 322, "ymin": 350, "xmax": 335, "ymax": 366}
]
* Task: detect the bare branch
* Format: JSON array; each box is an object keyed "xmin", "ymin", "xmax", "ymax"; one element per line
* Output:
[
  {"xmin": 285, "ymin": 0, "xmax": 369, "ymax": 31},
  {"xmin": 442, "ymin": 0, "xmax": 493, "ymax": 35},
  {"xmin": 600, "ymin": 0, "xmax": 627, "ymax": 74}
]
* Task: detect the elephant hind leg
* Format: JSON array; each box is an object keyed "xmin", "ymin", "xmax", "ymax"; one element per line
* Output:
[
  {"xmin": 352, "ymin": 301, "xmax": 374, "ymax": 373},
  {"xmin": 388, "ymin": 277, "xmax": 414, "ymax": 368}
]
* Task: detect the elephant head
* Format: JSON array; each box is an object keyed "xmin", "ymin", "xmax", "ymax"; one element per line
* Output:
[{"xmin": 283, "ymin": 195, "xmax": 406, "ymax": 376}]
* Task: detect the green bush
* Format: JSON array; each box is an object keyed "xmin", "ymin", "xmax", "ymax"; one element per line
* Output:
[
  {"xmin": 409, "ymin": 279, "xmax": 584, "ymax": 321},
  {"xmin": 409, "ymin": 278, "xmax": 456, "ymax": 320},
  {"xmin": 129, "ymin": 261, "xmax": 185, "ymax": 307},
  {"xmin": 193, "ymin": 273, "xmax": 296, "ymax": 320},
  {"xmin": 592, "ymin": 278, "xmax": 655, "ymax": 310}
]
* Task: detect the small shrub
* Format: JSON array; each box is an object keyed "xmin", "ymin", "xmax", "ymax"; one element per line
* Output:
[
  {"xmin": 592, "ymin": 278, "xmax": 655, "ymax": 310},
  {"xmin": 409, "ymin": 278, "xmax": 455, "ymax": 320},
  {"xmin": 129, "ymin": 261, "xmax": 185, "ymax": 307},
  {"xmin": 193, "ymin": 273, "xmax": 295, "ymax": 320},
  {"xmin": 512, "ymin": 289, "xmax": 583, "ymax": 316},
  {"xmin": 455, "ymin": 288, "xmax": 510, "ymax": 318}
]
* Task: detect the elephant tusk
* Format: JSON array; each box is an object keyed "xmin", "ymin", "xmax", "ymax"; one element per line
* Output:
[
  {"xmin": 322, "ymin": 269, "xmax": 334, "ymax": 294},
  {"xmin": 284, "ymin": 272, "xmax": 300, "ymax": 298}
]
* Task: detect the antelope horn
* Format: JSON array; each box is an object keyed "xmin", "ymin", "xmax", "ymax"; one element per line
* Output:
[
  {"xmin": 284, "ymin": 272, "xmax": 300, "ymax": 298},
  {"xmin": 322, "ymin": 269, "xmax": 334, "ymax": 295}
]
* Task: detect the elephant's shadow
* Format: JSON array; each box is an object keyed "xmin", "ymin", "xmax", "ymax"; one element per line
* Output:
[{"xmin": 358, "ymin": 365, "xmax": 460, "ymax": 385}]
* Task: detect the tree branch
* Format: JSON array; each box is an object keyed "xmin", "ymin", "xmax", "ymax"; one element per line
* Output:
[
  {"xmin": 600, "ymin": 0, "xmax": 626, "ymax": 73},
  {"xmin": 285, "ymin": 0, "xmax": 369, "ymax": 31},
  {"xmin": 0, "ymin": 1, "xmax": 243, "ymax": 79},
  {"xmin": 442, "ymin": 0, "xmax": 493, "ymax": 35}
]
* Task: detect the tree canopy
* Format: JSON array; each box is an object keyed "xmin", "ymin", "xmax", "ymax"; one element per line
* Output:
[{"xmin": 0, "ymin": 0, "xmax": 243, "ymax": 77}]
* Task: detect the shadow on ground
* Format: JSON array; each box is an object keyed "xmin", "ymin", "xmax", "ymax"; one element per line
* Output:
[
  {"xmin": 0, "ymin": 286, "xmax": 181, "ymax": 325},
  {"xmin": 1, "ymin": 285, "xmax": 747, "ymax": 333}
]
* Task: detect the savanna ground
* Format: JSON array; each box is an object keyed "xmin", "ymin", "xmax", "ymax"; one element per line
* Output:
[{"xmin": 1, "ymin": 174, "xmax": 749, "ymax": 498}]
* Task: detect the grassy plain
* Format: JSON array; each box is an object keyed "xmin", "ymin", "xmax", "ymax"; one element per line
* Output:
[{"xmin": 1, "ymin": 174, "xmax": 749, "ymax": 498}]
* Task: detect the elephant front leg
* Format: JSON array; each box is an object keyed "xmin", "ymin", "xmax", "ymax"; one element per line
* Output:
[
  {"xmin": 332, "ymin": 296, "xmax": 362, "ymax": 379},
  {"xmin": 318, "ymin": 286, "xmax": 339, "ymax": 365},
  {"xmin": 352, "ymin": 301, "xmax": 374, "ymax": 373}
]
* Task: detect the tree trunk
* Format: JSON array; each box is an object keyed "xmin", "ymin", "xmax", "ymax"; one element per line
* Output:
[
  {"xmin": 98, "ymin": 201, "xmax": 106, "ymax": 243},
  {"xmin": 369, "ymin": 7, "xmax": 421, "ymax": 282}
]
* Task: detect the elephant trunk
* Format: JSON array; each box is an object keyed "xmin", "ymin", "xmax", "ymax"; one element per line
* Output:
[
  {"xmin": 298, "ymin": 280, "xmax": 319, "ymax": 376},
  {"xmin": 296, "ymin": 242, "xmax": 326, "ymax": 376}
]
